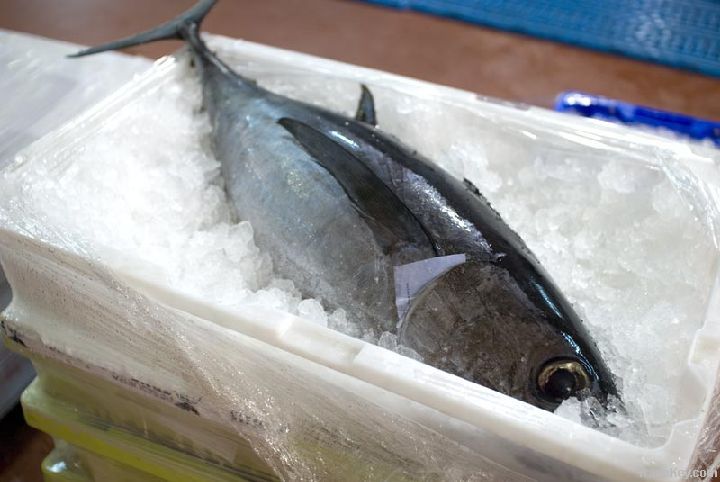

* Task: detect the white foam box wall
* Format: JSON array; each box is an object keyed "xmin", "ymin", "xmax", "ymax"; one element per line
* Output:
[{"xmin": 2, "ymin": 35, "xmax": 720, "ymax": 481}]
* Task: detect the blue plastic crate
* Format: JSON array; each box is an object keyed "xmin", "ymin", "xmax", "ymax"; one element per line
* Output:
[{"xmin": 361, "ymin": 0, "xmax": 720, "ymax": 77}]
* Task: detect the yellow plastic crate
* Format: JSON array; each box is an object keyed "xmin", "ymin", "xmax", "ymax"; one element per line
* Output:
[
  {"xmin": 42, "ymin": 440, "xmax": 163, "ymax": 482},
  {"xmin": 13, "ymin": 340, "xmax": 278, "ymax": 482}
]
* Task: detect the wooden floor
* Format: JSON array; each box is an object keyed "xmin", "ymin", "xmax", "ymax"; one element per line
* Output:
[
  {"xmin": 0, "ymin": 1, "xmax": 718, "ymax": 481},
  {"xmin": 1, "ymin": 0, "xmax": 718, "ymax": 119},
  {"xmin": 0, "ymin": 404, "xmax": 52, "ymax": 482}
]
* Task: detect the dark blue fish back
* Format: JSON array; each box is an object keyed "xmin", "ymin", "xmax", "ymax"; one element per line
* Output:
[{"xmin": 361, "ymin": 0, "xmax": 720, "ymax": 77}]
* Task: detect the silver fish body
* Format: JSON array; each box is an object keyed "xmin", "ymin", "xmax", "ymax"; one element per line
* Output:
[{"xmin": 71, "ymin": 0, "xmax": 619, "ymax": 411}]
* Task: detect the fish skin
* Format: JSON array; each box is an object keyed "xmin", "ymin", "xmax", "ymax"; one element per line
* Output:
[{"xmin": 71, "ymin": 1, "xmax": 618, "ymax": 411}]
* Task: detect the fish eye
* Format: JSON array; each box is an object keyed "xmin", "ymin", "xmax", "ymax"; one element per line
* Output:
[{"xmin": 536, "ymin": 358, "xmax": 591, "ymax": 402}]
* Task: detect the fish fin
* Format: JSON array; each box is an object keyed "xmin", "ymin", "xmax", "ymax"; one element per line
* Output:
[
  {"xmin": 278, "ymin": 117, "xmax": 435, "ymax": 255},
  {"xmin": 68, "ymin": 0, "xmax": 217, "ymax": 58},
  {"xmin": 463, "ymin": 178, "xmax": 482, "ymax": 196},
  {"xmin": 394, "ymin": 254, "xmax": 466, "ymax": 323},
  {"xmin": 355, "ymin": 85, "xmax": 377, "ymax": 125}
]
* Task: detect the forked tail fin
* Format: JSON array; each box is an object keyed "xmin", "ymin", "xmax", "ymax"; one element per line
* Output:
[{"xmin": 68, "ymin": 0, "xmax": 217, "ymax": 58}]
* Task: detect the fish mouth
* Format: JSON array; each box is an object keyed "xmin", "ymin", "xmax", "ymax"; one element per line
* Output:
[{"xmin": 539, "ymin": 368, "xmax": 627, "ymax": 429}]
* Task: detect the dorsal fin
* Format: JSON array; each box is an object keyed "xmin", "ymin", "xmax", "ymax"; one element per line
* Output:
[
  {"xmin": 278, "ymin": 117, "xmax": 435, "ymax": 257},
  {"xmin": 355, "ymin": 85, "xmax": 377, "ymax": 126}
]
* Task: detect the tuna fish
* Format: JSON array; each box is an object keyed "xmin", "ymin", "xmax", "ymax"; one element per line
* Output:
[{"xmin": 71, "ymin": 0, "xmax": 618, "ymax": 411}]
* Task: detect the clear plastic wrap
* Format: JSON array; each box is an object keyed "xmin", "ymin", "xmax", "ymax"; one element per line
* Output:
[
  {"xmin": 0, "ymin": 30, "xmax": 149, "ymax": 168},
  {"xmin": 1, "ymin": 35, "xmax": 720, "ymax": 481},
  {"xmin": 0, "ymin": 30, "xmax": 149, "ymax": 419}
]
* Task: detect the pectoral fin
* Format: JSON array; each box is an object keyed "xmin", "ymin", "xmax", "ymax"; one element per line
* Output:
[
  {"xmin": 278, "ymin": 117, "xmax": 434, "ymax": 256},
  {"xmin": 394, "ymin": 254, "xmax": 467, "ymax": 322}
]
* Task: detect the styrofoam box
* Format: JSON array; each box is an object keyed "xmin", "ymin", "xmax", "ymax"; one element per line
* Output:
[{"xmin": 2, "ymin": 35, "xmax": 720, "ymax": 481}]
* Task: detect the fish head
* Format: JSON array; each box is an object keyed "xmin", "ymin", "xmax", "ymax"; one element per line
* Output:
[{"xmin": 398, "ymin": 260, "xmax": 617, "ymax": 411}]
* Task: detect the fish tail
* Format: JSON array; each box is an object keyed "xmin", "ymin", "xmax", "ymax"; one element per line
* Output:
[{"xmin": 68, "ymin": 0, "xmax": 217, "ymax": 58}]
